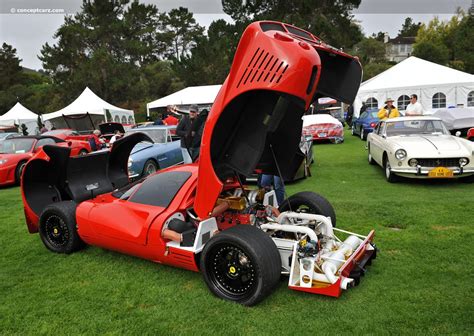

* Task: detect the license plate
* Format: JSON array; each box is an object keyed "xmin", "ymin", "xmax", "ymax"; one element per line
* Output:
[
  {"xmin": 318, "ymin": 133, "xmax": 326, "ymax": 137},
  {"xmin": 428, "ymin": 167, "xmax": 453, "ymax": 178}
]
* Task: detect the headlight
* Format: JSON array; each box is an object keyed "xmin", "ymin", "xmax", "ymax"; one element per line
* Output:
[
  {"xmin": 127, "ymin": 158, "xmax": 133, "ymax": 168},
  {"xmin": 459, "ymin": 158, "xmax": 469, "ymax": 167},
  {"xmin": 395, "ymin": 149, "xmax": 407, "ymax": 160},
  {"xmin": 408, "ymin": 158, "xmax": 418, "ymax": 167},
  {"xmin": 0, "ymin": 159, "xmax": 8, "ymax": 165}
]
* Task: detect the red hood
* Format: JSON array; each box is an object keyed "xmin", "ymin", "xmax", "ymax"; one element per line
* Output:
[{"xmin": 194, "ymin": 21, "xmax": 362, "ymax": 218}]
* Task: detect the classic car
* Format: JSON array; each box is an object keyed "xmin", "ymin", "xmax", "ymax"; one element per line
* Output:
[
  {"xmin": 302, "ymin": 114, "xmax": 344, "ymax": 143},
  {"xmin": 126, "ymin": 126, "xmax": 184, "ymax": 179},
  {"xmin": 467, "ymin": 128, "xmax": 474, "ymax": 141},
  {"xmin": 0, "ymin": 135, "xmax": 88, "ymax": 186},
  {"xmin": 43, "ymin": 129, "xmax": 93, "ymax": 154},
  {"xmin": 351, "ymin": 109, "xmax": 379, "ymax": 140},
  {"xmin": 367, "ymin": 116, "xmax": 474, "ymax": 182},
  {"xmin": 98, "ymin": 122, "xmax": 125, "ymax": 142},
  {"xmin": 21, "ymin": 21, "xmax": 375, "ymax": 306}
]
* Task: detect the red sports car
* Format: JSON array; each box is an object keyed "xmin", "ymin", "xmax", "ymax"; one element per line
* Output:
[
  {"xmin": 43, "ymin": 129, "xmax": 93, "ymax": 153},
  {"xmin": 21, "ymin": 21, "xmax": 375, "ymax": 306},
  {"xmin": 302, "ymin": 114, "xmax": 344, "ymax": 143},
  {"xmin": 468, "ymin": 128, "xmax": 474, "ymax": 141},
  {"xmin": 0, "ymin": 135, "xmax": 89, "ymax": 187}
]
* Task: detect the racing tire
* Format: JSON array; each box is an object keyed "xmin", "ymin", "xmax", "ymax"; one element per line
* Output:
[
  {"xmin": 143, "ymin": 159, "xmax": 158, "ymax": 177},
  {"xmin": 14, "ymin": 161, "xmax": 27, "ymax": 184},
  {"xmin": 384, "ymin": 157, "xmax": 398, "ymax": 183},
  {"xmin": 39, "ymin": 201, "xmax": 85, "ymax": 254},
  {"xmin": 201, "ymin": 225, "xmax": 281, "ymax": 306},
  {"xmin": 367, "ymin": 145, "xmax": 376, "ymax": 165},
  {"xmin": 279, "ymin": 191, "xmax": 336, "ymax": 227}
]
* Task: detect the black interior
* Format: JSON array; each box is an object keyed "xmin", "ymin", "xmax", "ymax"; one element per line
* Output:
[
  {"xmin": 210, "ymin": 90, "xmax": 305, "ymax": 181},
  {"xmin": 22, "ymin": 132, "xmax": 152, "ymax": 216}
]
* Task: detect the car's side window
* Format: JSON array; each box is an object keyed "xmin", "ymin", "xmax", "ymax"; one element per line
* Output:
[{"xmin": 35, "ymin": 138, "xmax": 56, "ymax": 148}]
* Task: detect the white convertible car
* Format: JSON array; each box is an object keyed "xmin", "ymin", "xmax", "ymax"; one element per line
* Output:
[{"xmin": 366, "ymin": 116, "xmax": 474, "ymax": 182}]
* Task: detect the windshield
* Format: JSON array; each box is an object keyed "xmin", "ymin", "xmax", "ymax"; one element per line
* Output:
[
  {"xmin": 385, "ymin": 120, "xmax": 449, "ymax": 137},
  {"xmin": 0, "ymin": 133, "xmax": 16, "ymax": 140},
  {"xmin": 0, "ymin": 138, "xmax": 35, "ymax": 154},
  {"xmin": 126, "ymin": 129, "xmax": 167, "ymax": 144}
]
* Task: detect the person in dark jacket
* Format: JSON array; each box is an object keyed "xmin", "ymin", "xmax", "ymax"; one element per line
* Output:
[
  {"xmin": 189, "ymin": 109, "xmax": 209, "ymax": 161},
  {"xmin": 176, "ymin": 104, "xmax": 199, "ymax": 163}
]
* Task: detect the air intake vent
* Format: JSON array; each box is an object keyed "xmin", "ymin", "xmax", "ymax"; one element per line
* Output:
[{"xmin": 237, "ymin": 48, "xmax": 289, "ymax": 88}]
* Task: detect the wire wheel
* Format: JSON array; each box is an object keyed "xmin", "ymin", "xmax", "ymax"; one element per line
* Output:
[
  {"xmin": 207, "ymin": 244, "xmax": 256, "ymax": 299},
  {"xmin": 143, "ymin": 160, "xmax": 158, "ymax": 176},
  {"xmin": 43, "ymin": 214, "xmax": 70, "ymax": 249}
]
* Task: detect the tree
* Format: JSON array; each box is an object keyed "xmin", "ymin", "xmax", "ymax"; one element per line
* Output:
[
  {"xmin": 159, "ymin": 7, "xmax": 205, "ymax": 61},
  {"xmin": 0, "ymin": 43, "xmax": 23, "ymax": 91},
  {"xmin": 39, "ymin": 0, "xmax": 167, "ymax": 110},
  {"xmin": 452, "ymin": 15, "xmax": 474, "ymax": 73},
  {"xmin": 352, "ymin": 38, "xmax": 386, "ymax": 63},
  {"xmin": 412, "ymin": 41, "xmax": 450, "ymax": 65},
  {"xmin": 398, "ymin": 17, "xmax": 421, "ymax": 37},
  {"xmin": 222, "ymin": 0, "xmax": 363, "ymax": 49}
]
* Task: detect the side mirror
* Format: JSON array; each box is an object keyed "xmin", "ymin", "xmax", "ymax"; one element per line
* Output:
[
  {"xmin": 68, "ymin": 141, "xmax": 72, "ymax": 147},
  {"xmin": 455, "ymin": 131, "xmax": 461, "ymax": 137}
]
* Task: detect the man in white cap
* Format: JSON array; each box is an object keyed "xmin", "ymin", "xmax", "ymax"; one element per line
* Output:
[{"xmin": 377, "ymin": 98, "xmax": 400, "ymax": 120}]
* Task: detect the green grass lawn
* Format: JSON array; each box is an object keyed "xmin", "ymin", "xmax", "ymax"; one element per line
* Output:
[{"xmin": 1, "ymin": 130, "xmax": 473, "ymax": 335}]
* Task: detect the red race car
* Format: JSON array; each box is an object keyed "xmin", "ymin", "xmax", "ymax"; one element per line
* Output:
[
  {"xmin": 43, "ymin": 129, "xmax": 93, "ymax": 153},
  {"xmin": 1, "ymin": 135, "xmax": 89, "ymax": 187},
  {"xmin": 468, "ymin": 128, "xmax": 474, "ymax": 141},
  {"xmin": 21, "ymin": 21, "xmax": 375, "ymax": 306}
]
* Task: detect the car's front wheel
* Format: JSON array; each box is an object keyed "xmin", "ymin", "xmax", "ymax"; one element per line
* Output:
[
  {"xmin": 14, "ymin": 161, "xmax": 27, "ymax": 184},
  {"xmin": 201, "ymin": 225, "xmax": 281, "ymax": 306},
  {"xmin": 351, "ymin": 125, "xmax": 356, "ymax": 136},
  {"xmin": 384, "ymin": 158, "xmax": 398, "ymax": 183},
  {"xmin": 39, "ymin": 201, "xmax": 85, "ymax": 254}
]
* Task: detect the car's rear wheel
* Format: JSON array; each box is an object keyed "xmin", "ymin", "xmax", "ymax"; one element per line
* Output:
[
  {"xmin": 201, "ymin": 225, "xmax": 281, "ymax": 306},
  {"xmin": 279, "ymin": 191, "xmax": 336, "ymax": 227},
  {"xmin": 78, "ymin": 149, "xmax": 88, "ymax": 156},
  {"xmin": 39, "ymin": 201, "xmax": 85, "ymax": 254},
  {"xmin": 143, "ymin": 159, "xmax": 158, "ymax": 177},
  {"xmin": 14, "ymin": 161, "xmax": 27, "ymax": 184},
  {"xmin": 351, "ymin": 125, "xmax": 356, "ymax": 136},
  {"xmin": 384, "ymin": 157, "xmax": 398, "ymax": 183},
  {"xmin": 360, "ymin": 127, "xmax": 365, "ymax": 140}
]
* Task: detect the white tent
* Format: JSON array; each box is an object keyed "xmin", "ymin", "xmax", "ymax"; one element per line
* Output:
[
  {"xmin": 355, "ymin": 57, "xmax": 474, "ymax": 116},
  {"xmin": 42, "ymin": 87, "xmax": 135, "ymax": 128},
  {"xmin": 0, "ymin": 102, "xmax": 38, "ymax": 134},
  {"xmin": 147, "ymin": 85, "xmax": 222, "ymax": 116}
]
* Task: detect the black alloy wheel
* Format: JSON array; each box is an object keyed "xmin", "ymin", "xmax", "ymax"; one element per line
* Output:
[{"xmin": 201, "ymin": 225, "xmax": 281, "ymax": 306}]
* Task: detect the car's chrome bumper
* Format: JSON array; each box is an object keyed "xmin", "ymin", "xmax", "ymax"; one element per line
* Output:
[{"xmin": 391, "ymin": 166, "xmax": 474, "ymax": 176}]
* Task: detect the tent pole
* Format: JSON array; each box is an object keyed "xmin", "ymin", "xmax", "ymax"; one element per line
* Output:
[{"xmin": 146, "ymin": 104, "xmax": 150, "ymax": 119}]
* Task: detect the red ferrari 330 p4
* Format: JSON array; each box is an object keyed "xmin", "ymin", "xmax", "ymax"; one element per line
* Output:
[{"xmin": 21, "ymin": 21, "xmax": 376, "ymax": 306}]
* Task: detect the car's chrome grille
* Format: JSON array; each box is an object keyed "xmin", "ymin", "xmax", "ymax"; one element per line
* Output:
[{"xmin": 416, "ymin": 158, "xmax": 461, "ymax": 167}]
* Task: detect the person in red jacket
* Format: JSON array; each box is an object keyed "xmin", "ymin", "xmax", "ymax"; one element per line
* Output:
[{"xmin": 163, "ymin": 105, "xmax": 179, "ymax": 126}]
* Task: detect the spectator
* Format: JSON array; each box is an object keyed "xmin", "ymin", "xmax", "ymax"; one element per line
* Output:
[
  {"xmin": 345, "ymin": 105, "xmax": 354, "ymax": 128},
  {"xmin": 153, "ymin": 113, "xmax": 164, "ymax": 125},
  {"xmin": 189, "ymin": 109, "xmax": 209, "ymax": 161},
  {"xmin": 176, "ymin": 104, "xmax": 199, "ymax": 163},
  {"xmin": 109, "ymin": 130, "xmax": 123, "ymax": 144},
  {"xmin": 359, "ymin": 102, "xmax": 367, "ymax": 116},
  {"xmin": 163, "ymin": 105, "xmax": 179, "ymax": 126},
  {"xmin": 377, "ymin": 98, "xmax": 400, "ymax": 120},
  {"xmin": 405, "ymin": 94, "xmax": 424, "ymax": 116},
  {"xmin": 20, "ymin": 124, "xmax": 28, "ymax": 136},
  {"xmin": 92, "ymin": 129, "xmax": 106, "ymax": 150}
]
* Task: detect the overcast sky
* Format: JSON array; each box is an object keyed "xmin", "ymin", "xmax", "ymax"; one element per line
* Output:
[{"xmin": 0, "ymin": 0, "xmax": 470, "ymax": 70}]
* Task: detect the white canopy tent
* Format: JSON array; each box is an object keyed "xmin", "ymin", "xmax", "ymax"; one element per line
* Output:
[
  {"xmin": 0, "ymin": 102, "xmax": 38, "ymax": 134},
  {"xmin": 147, "ymin": 85, "xmax": 222, "ymax": 116},
  {"xmin": 42, "ymin": 87, "xmax": 135, "ymax": 129},
  {"xmin": 355, "ymin": 57, "xmax": 474, "ymax": 117}
]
